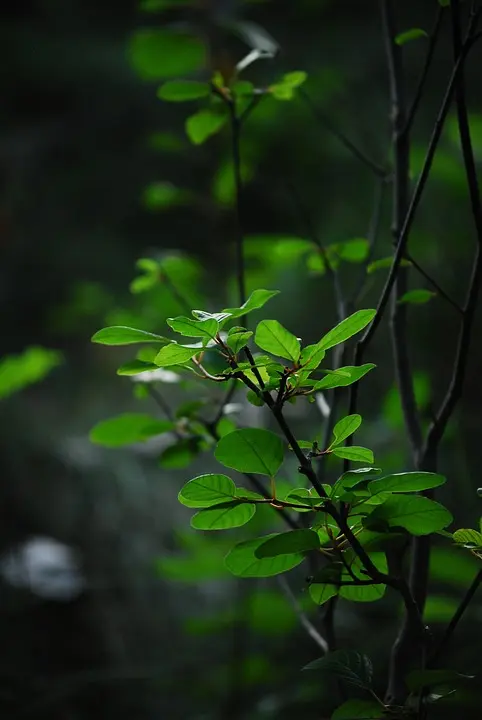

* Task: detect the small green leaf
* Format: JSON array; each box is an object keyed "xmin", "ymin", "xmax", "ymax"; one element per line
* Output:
[
  {"xmin": 318, "ymin": 310, "xmax": 376, "ymax": 351},
  {"xmin": 186, "ymin": 110, "xmax": 227, "ymax": 145},
  {"xmin": 398, "ymin": 289, "xmax": 436, "ymax": 305},
  {"xmin": 90, "ymin": 414, "xmax": 173, "ymax": 447},
  {"xmin": 215, "ymin": 428, "xmax": 284, "ymax": 476},
  {"xmin": 331, "ymin": 446, "xmax": 374, "ymax": 464},
  {"xmin": 157, "ymin": 80, "xmax": 210, "ymax": 102},
  {"xmin": 453, "ymin": 528, "xmax": 482, "ymax": 547},
  {"xmin": 332, "ymin": 699, "xmax": 384, "ymax": 720},
  {"xmin": 225, "ymin": 534, "xmax": 305, "ymax": 577},
  {"xmin": 167, "ymin": 316, "xmax": 219, "ymax": 340},
  {"xmin": 333, "ymin": 238, "xmax": 370, "ymax": 263},
  {"xmin": 314, "ymin": 364, "xmax": 376, "ymax": 390},
  {"xmin": 129, "ymin": 29, "xmax": 205, "ymax": 80},
  {"xmin": 155, "ymin": 343, "xmax": 200, "ymax": 366},
  {"xmin": 178, "ymin": 473, "xmax": 236, "ymax": 508},
  {"xmin": 255, "ymin": 320, "xmax": 301, "ymax": 362},
  {"xmin": 226, "ymin": 331, "xmax": 253, "ymax": 354},
  {"xmin": 0, "ymin": 347, "xmax": 62, "ymax": 400},
  {"xmin": 309, "ymin": 582, "xmax": 338, "ymax": 605},
  {"xmin": 365, "ymin": 495, "xmax": 453, "ymax": 535},
  {"xmin": 191, "ymin": 501, "xmax": 256, "ymax": 530},
  {"xmin": 255, "ymin": 529, "xmax": 320, "ymax": 558},
  {"xmin": 406, "ymin": 669, "xmax": 474, "ymax": 693},
  {"xmin": 368, "ymin": 472, "xmax": 446, "ymax": 495},
  {"xmin": 303, "ymin": 650, "xmax": 373, "ymax": 691},
  {"xmin": 330, "ymin": 414, "xmax": 362, "ymax": 449},
  {"xmin": 223, "ymin": 289, "xmax": 280, "ymax": 319},
  {"xmin": 92, "ymin": 326, "xmax": 168, "ymax": 346},
  {"xmin": 116, "ymin": 360, "xmax": 159, "ymax": 375},
  {"xmin": 395, "ymin": 28, "xmax": 428, "ymax": 46},
  {"xmin": 367, "ymin": 256, "xmax": 412, "ymax": 274},
  {"xmin": 270, "ymin": 71, "xmax": 307, "ymax": 100}
]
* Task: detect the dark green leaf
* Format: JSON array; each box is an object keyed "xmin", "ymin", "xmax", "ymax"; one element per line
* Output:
[
  {"xmin": 365, "ymin": 495, "xmax": 453, "ymax": 535},
  {"xmin": 368, "ymin": 472, "xmax": 446, "ymax": 495},
  {"xmin": 330, "ymin": 414, "xmax": 362, "ymax": 448},
  {"xmin": 303, "ymin": 649, "xmax": 373, "ymax": 691},
  {"xmin": 313, "ymin": 364, "xmax": 376, "ymax": 390},
  {"xmin": 191, "ymin": 502, "xmax": 256, "ymax": 530},
  {"xmin": 225, "ymin": 534, "xmax": 305, "ymax": 577},
  {"xmin": 215, "ymin": 428, "xmax": 284, "ymax": 476},
  {"xmin": 186, "ymin": 110, "xmax": 227, "ymax": 145},
  {"xmin": 309, "ymin": 582, "xmax": 338, "ymax": 605},
  {"xmin": 255, "ymin": 529, "xmax": 320, "ymax": 558},
  {"xmin": 332, "ymin": 699, "xmax": 384, "ymax": 720},
  {"xmin": 339, "ymin": 552, "xmax": 387, "ymax": 602},
  {"xmin": 406, "ymin": 669, "xmax": 474, "ymax": 693},
  {"xmin": 92, "ymin": 326, "xmax": 168, "ymax": 346},
  {"xmin": 90, "ymin": 414, "xmax": 173, "ymax": 447},
  {"xmin": 318, "ymin": 310, "xmax": 376, "ymax": 351},
  {"xmin": 155, "ymin": 343, "xmax": 200, "ymax": 366},
  {"xmin": 337, "ymin": 467, "xmax": 382, "ymax": 490},
  {"xmin": 178, "ymin": 473, "xmax": 236, "ymax": 508},
  {"xmin": 331, "ymin": 446, "xmax": 374, "ymax": 464},
  {"xmin": 395, "ymin": 28, "xmax": 428, "ymax": 46},
  {"xmin": 129, "ymin": 29, "xmax": 205, "ymax": 80},
  {"xmin": 159, "ymin": 439, "xmax": 197, "ymax": 468},
  {"xmin": 398, "ymin": 289, "xmax": 436, "ymax": 305},
  {"xmin": 157, "ymin": 80, "xmax": 210, "ymax": 102},
  {"xmin": 254, "ymin": 320, "xmax": 300, "ymax": 361}
]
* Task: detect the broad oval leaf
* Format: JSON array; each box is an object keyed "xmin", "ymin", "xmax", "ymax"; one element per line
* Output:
[
  {"xmin": 186, "ymin": 110, "xmax": 227, "ymax": 145},
  {"xmin": 314, "ymin": 363, "xmax": 376, "ymax": 390},
  {"xmin": 368, "ymin": 472, "xmax": 446, "ymax": 495},
  {"xmin": 155, "ymin": 343, "xmax": 200, "ymax": 366},
  {"xmin": 178, "ymin": 474, "xmax": 236, "ymax": 508},
  {"xmin": 157, "ymin": 80, "xmax": 210, "ymax": 102},
  {"xmin": 90, "ymin": 413, "xmax": 173, "ymax": 447},
  {"xmin": 330, "ymin": 414, "xmax": 362, "ymax": 448},
  {"xmin": 331, "ymin": 446, "xmax": 374, "ymax": 464},
  {"xmin": 191, "ymin": 501, "xmax": 256, "ymax": 530},
  {"xmin": 365, "ymin": 495, "xmax": 453, "ymax": 535},
  {"xmin": 453, "ymin": 528, "xmax": 482, "ymax": 547},
  {"xmin": 225, "ymin": 534, "xmax": 305, "ymax": 577},
  {"xmin": 332, "ymin": 699, "xmax": 385, "ymax": 720},
  {"xmin": 255, "ymin": 320, "xmax": 300, "ymax": 362},
  {"xmin": 167, "ymin": 316, "xmax": 219, "ymax": 340},
  {"xmin": 255, "ymin": 529, "xmax": 320, "ymax": 558},
  {"xmin": 309, "ymin": 582, "xmax": 338, "ymax": 605},
  {"xmin": 318, "ymin": 310, "xmax": 376, "ymax": 351},
  {"xmin": 92, "ymin": 326, "xmax": 168, "ymax": 346},
  {"xmin": 215, "ymin": 428, "xmax": 284, "ymax": 476},
  {"xmin": 226, "ymin": 331, "xmax": 253, "ymax": 354},
  {"xmin": 223, "ymin": 289, "xmax": 280, "ymax": 320}
]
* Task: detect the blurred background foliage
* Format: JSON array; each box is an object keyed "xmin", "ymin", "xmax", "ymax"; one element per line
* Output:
[{"xmin": 1, "ymin": 0, "xmax": 482, "ymax": 718}]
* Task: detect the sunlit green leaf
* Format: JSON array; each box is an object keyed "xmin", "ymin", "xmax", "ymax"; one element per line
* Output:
[
  {"xmin": 365, "ymin": 495, "xmax": 453, "ymax": 535},
  {"xmin": 0, "ymin": 347, "xmax": 62, "ymax": 400},
  {"xmin": 226, "ymin": 331, "xmax": 253, "ymax": 354},
  {"xmin": 117, "ymin": 360, "xmax": 160, "ymax": 375},
  {"xmin": 155, "ymin": 343, "xmax": 200, "ymax": 366},
  {"xmin": 255, "ymin": 319, "xmax": 300, "ymax": 361},
  {"xmin": 398, "ymin": 289, "xmax": 436, "ymax": 305},
  {"xmin": 395, "ymin": 28, "xmax": 428, "ymax": 46},
  {"xmin": 167, "ymin": 316, "xmax": 219, "ymax": 340},
  {"xmin": 330, "ymin": 414, "xmax": 362, "ymax": 448},
  {"xmin": 223, "ymin": 289, "xmax": 280, "ymax": 319},
  {"xmin": 191, "ymin": 501, "xmax": 256, "ymax": 530},
  {"xmin": 178, "ymin": 473, "xmax": 236, "ymax": 508},
  {"xmin": 318, "ymin": 310, "xmax": 376, "ymax": 351},
  {"xmin": 255, "ymin": 529, "xmax": 320, "ymax": 557},
  {"xmin": 299, "ymin": 343, "xmax": 326, "ymax": 370},
  {"xmin": 314, "ymin": 364, "xmax": 376, "ymax": 390},
  {"xmin": 368, "ymin": 472, "xmax": 446, "ymax": 495},
  {"xmin": 215, "ymin": 428, "xmax": 284, "ymax": 476},
  {"xmin": 225, "ymin": 534, "xmax": 305, "ymax": 577},
  {"xmin": 453, "ymin": 528, "xmax": 482, "ymax": 548},
  {"xmin": 92, "ymin": 326, "xmax": 168, "ymax": 346},
  {"xmin": 186, "ymin": 110, "xmax": 227, "ymax": 145},
  {"xmin": 90, "ymin": 413, "xmax": 173, "ymax": 447},
  {"xmin": 331, "ymin": 446, "xmax": 374, "ymax": 464},
  {"xmin": 157, "ymin": 80, "xmax": 210, "ymax": 102}
]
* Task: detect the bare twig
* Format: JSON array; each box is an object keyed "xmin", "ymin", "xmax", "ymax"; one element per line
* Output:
[
  {"xmin": 278, "ymin": 576, "xmax": 329, "ymax": 653},
  {"xmin": 406, "ymin": 252, "xmax": 463, "ymax": 314}
]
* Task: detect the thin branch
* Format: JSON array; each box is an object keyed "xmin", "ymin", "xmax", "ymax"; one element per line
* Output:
[
  {"xmin": 406, "ymin": 252, "xmax": 463, "ymax": 314},
  {"xmin": 429, "ymin": 569, "xmax": 482, "ymax": 666},
  {"xmin": 278, "ymin": 576, "xmax": 329, "ymax": 653},
  {"xmin": 227, "ymin": 99, "xmax": 246, "ymax": 311},
  {"xmin": 404, "ymin": 6, "xmax": 445, "ymax": 135},
  {"xmin": 160, "ymin": 263, "xmax": 192, "ymax": 315},
  {"xmin": 148, "ymin": 385, "xmax": 176, "ymax": 424},
  {"xmin": 299, "ymin": 88, "xmax": 387, "ymax": 178}
]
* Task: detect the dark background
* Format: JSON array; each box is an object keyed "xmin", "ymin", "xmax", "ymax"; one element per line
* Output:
[{"xmin": 1, "ymin": 0, "xmax": 482, "ymax": 718}]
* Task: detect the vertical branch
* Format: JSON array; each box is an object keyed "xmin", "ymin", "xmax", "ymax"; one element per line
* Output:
[{"xmin": 228, "ymin": 99, "xmax": 246, "ymax": 310}]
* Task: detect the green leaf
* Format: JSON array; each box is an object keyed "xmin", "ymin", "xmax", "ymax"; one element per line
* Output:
[
  {"xmin": 223, "ymin": 289, "xmax": 280, "ymax": 319},
  {"xmin": 0, "ymin": 347, "xmax": 62, "ymax": 400},
  {"xmin": 255, "ymin": 529, "xmax": 320, "ymax": 558},
  {"xmin": 92, "ymin": 326, "xmax": 168, "ymax": 346},
  {"xmin": 318, "ymin": 310, "xmax": 376, "ymax": 351},
  {"xmin": 159, "ymin": 439, "xmax": 197, "ymax": 468},
  {"xmin": 398, "ymin": 289, "xmax": 436, "ymax": 305},
  {"xmin": 186, "ymin": 110, "xmax": 227, "ymax": 145},
  {"xmin": 309, "ymin": 582, "xmax": 338, "ymax": 605},
  {"xmin": 368, "ymin": 472, "xmax": 446, "ymax": 495},
  {"xmin": 270, "ymin": 71, "xmax": 307, "ymax": 100},
  {"xmin": 333, "ymin": 238, "xmax": 370, "ymax": 263},
  {"xmin": 129, "ymin": 29, "xmax": 205, "ymax": 80},
  {"xmin": 178, "ymin": 473, "xmax": 236, "ymax": 508},
  {"xmin": 225, "ymin": 534, "xmax": 305, "ymax": 577},
  {"xmin": 303, "ymin": 650, "xmax": 373, "ymax": 691},
  {"xmin": 215, "ymin": 428, "xmax": 284, "ymax": 476},
  {"xmin": 395, "ymin": 28, "xmax": 428, "ymax": 46},
  {"xmin": 337, "ymin": 467, "xmax": 382, "ymax": 490},
  {"xmin": 157, "ymin": 80, "xmax": 210, "ymax": 102},
  {"xmin": 226, "ymin": 331, "xmax": 253, "ymax": 354},
  {"xmin": 332, "ymin": 699, "xmax": 384, "ymax": 720},
  {"xmin": 167, "ymin": 316, "xmax": 219, "ymax": 340},
  {"xmin": 453, "ymin": 528, "xmax": 482, "ymax": 547},
  {"xmin": 116, "ymin": 360, "xmax": 159, "ymax": 375},
  {"xmin": 254, "ymin": 320, "xmax": 300, "ymax": 362},
  {"xmin": 89, "ymin": 413, "xmax": 173, "ymax": 447},
  {"xmin": 367, "ymin": 256, "xmax": 412, "ymax": 274},
  {"xmin": 339, "ymin": 552, "xmax": 387, "ymax": 602},
  {"xmin": 331, "ymin": 446, "xmax": 374, "ymax": 464},
  {"xmin": 365, "ymin": 495, "xmax": 453, "ymax": 535},
  {"xmin": 314, "ymin": 364, "xmax": 376, "ymax": 390},
  {"xmin": 299, "ymin": 343, "xmax": 326, "ymax": 370},
  {"xmin": 155, "ymin": 343, "xmax": 200, "ymax": 366},
  {"xmin": 191, "ymin": 501, "xmax": 256, "ymax": 530},
  {"xmin": 285, "ymin": 487, "xmax": 325, "ymax": 512},
  {"xmin": 330, "ymin": 414, "xmax": 362, "ymax": 448},
  {"xmin": 406, "ymin": 669, "xmax": 474, "ymax": 693}
]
